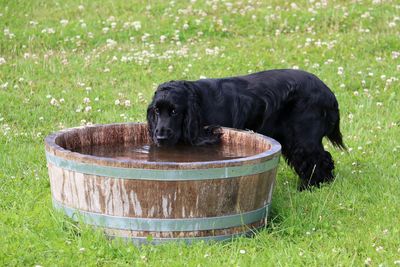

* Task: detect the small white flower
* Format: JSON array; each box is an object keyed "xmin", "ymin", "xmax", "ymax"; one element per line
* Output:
[
  {"xmin": 133, "ymin": 21, "xmax": 141, "ymax": 31},
  {"xmin": 239, "ymin": 249, "xmax": 246, "ymax": 254},
  {"xmin": 84, "ymin": 106, "xmax": 92, "ymax": 112},
  {"xmin": 168, "ymin": 65, "xmax": 174, "ymax": 72},
  {"xmin": 83, "ymin": 97, "xmax": 90, "ymax": 104},
  {"xmin": 124, "ymin": 100, "xmax": 131, "ymax": 107},
  {"xmin": 106, "ymin": 39, "xmax": 117, "ymax": 47},
  {"xmin": 0, "ymin": 57, "xmax": 6, "ymax": 65},
  {"xmin": 383, "ymin": 229, "xmax": 389, "ymax": 235},
  {"xmin": 1, "ymin": 82, "xmax": 8, "ymax": 89},
  {"xmin": 337, "ymin": 67, "xmax": 344, "ymax": 75},
  {"xmin": 115, "ymin": 99, "xmax": 121, "ymax": 105},
  {"xmin": 50, "ymin": 98, "xmax": 59, "ymax": 106},
  {"xmin": 365, "ymin": 257, "xmax": 372, "ymax": 266},
  {"xmin": 60, "ymin": 19, "xmax": 69, "ymax": 26},
  {"xmin": 78, "ymin": 5, "xmax": 84, "ymax": 11}
]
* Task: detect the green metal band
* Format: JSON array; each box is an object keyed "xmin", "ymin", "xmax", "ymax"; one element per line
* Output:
[
  {"xmin": 53, "ymin": 199, "xmax": 270, "ymax": 232},
  {"xmin": 46, "ymin": 152, "xmax": 279, "ymax": 180},
  {"xmin": 110, "ymin": 226, "xmax": 263, "ymax": 245}
]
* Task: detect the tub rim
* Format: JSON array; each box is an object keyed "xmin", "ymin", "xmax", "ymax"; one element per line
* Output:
[{"xmin": 44, "ymin": 122, "xmax": 281, "ymax": 170}]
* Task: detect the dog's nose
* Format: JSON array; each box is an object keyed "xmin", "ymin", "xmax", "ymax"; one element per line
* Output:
[{"xmin": 155, "ymin": 127, "xmax": 172, "ymax": 140}]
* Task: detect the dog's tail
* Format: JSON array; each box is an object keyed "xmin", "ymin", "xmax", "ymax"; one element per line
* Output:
[{"xmin": 326, "ymin": 111, "xmax": 346, "ymax": 150}]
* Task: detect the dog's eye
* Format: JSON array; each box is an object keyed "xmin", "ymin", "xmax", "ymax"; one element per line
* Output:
[
  {"xmin": 171, "ymin": 109, "xmax": 177, "ymax": 116},
  {"xmin": 154, "ymin": 108, "xmax": 160, "ymax": 115}
]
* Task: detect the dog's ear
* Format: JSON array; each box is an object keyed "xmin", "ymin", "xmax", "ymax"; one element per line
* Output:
[
  {"xmin": 182, "ymin": 82, "xmax": 202, "ymax": 145},
  {"xmin": 146, "ymin": 100, "xmax": 157, "ymax": 143},
  {"xmin": 182, "ymin": 82, "xmax": 222, "ymax": 146}
]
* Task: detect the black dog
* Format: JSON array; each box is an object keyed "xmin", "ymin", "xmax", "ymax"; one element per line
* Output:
[{"xmin": 147, "ymin": 69, "xmax": 345, "ymax": 189}]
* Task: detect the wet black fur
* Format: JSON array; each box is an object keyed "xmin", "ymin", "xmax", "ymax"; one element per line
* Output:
[{"xmin": 147, "ymin": 69, "xmax": 345, "ymax": 190}]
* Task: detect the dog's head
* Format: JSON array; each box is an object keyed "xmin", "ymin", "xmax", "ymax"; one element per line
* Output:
[{"xmin": 146, "ymin": 81, "xmax": 221, "ymax": 146}]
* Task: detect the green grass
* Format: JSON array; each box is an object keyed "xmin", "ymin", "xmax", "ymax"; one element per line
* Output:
[{"xmin": 1, "ymin": 0, "xmax": 399, "ymax": 266}]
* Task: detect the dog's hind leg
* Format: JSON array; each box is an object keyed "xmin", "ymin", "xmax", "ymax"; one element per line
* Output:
[
  {"xmin": 278, "ymin": 108, "xmax": 336, "ymax": 190},
  {"xmin": 284, "ymin": 142, "xmax": 335, "ymax": 190}
]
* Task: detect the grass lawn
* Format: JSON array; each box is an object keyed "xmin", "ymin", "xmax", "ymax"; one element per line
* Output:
[{"xmin": 1, "ymin": 0, "xmax": 399, "ymax": 266}]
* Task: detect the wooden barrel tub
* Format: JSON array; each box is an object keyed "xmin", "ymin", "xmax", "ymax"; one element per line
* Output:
[{"xmin": 45, "ymin": 123, "xmax": 281, "ymax": 244}]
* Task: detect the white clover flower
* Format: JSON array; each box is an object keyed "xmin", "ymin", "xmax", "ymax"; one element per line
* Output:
[
  {"xmin": 124, "ymin": 100, "xmax": 131, "ymax": 107},
  {"xmin": 78, "ymin": 5, "xmax": 84, "ymax": 11},
  {"xmin": 133, "ymin": 21, "xmax": 141, "ymax": 31},
  {"xmin": 337, "ymin": 67, "xmax": 344, "ymax": 75},
  {"xmin": 41, "ymin": 28, "xmax": 55, "ymax": 34},
  {"xmin": 115, "ymin": 99, "xmax": 121, "ymax": 105},
  {"xmin": 106, "ymin": 39, "xmax": 117, "ymax": 47},
  {"xmin": 0, "ymin": 57, "xmax": 6, "ymax": 65},
  {"xmin": 160, "ymin": 35, "xmax": 166, "ymax": 43},
  {"xmin": 83, "ymin": 97, "xmax": 90, "ymax": 104},
  {"xmin": 141, "ymin": 33, "xmax": 150, "ymax": 42},
  {"xmin": 168, "ymin": 65, "xmax": 174, "ymax": 72},
  {"xmin": 1, "ymin": 82, "xmax": 9, "ymax": 89},
  {"xmin": 239, "ymin": 249, "xmax": 246, "ymax": 254},
  {"xmin": 50, "ymin": 98, "xmax": 59, "ymax": 106},
  {"xmin": 84, "ymin": 106, "xmax": 92, "ymax": 112},
  {"xmin": 60, "ymin": 19, "xmax": 69, "ymax": 26}
]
